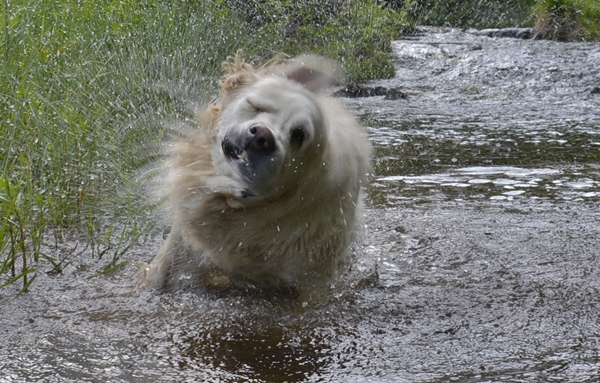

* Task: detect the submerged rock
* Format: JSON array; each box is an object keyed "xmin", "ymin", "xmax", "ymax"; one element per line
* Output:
[
  {"xmin": 469, "ymin": 28, "xmax": 533, "ymax": 39},
  {"xmin": 333, "ymin": 85, "xmax": 387, "ymax": 98},
  {"xmin": 333, "ymin": 84, "xmax": 407, "ymax": 100},
  {"xmin": 384, "ymin": 88, "xmax": 408, "ymax": 100}
]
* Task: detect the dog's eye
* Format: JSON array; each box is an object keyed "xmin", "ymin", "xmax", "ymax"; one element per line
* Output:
[
  {"xmin": 290, "ymin": 127, "xmax": 305, "ymax": 147},
  {"xmin": 247, "ymin": 99, "xmax": 266, "ymax": 114}
]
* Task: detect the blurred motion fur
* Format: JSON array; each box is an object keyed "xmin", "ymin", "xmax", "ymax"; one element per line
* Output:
[{"xmin": 138, "ymin": 52, "xmax": 371, "ymax": 290}]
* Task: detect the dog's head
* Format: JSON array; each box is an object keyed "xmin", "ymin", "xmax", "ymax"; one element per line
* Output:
[{"xmin": 209, "ymin": 53, "xmax": 342, "ymax": 206}]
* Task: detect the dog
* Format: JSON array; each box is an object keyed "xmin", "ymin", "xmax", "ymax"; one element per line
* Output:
[{"xmin": 138, "ymin": 52, "xmax": 371, "ymax": 290}]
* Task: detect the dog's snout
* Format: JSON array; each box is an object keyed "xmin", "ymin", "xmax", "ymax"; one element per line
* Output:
[
  {"xmin": 222, "ymin": 126, "xmax": 276, "ymax": 163},
  {"xmin": 248, "ymin": 126, "xmax": 275, "ymax": 154}
]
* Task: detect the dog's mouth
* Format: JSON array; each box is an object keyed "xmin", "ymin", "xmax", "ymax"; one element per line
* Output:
[
  {"xmin": 221, "ymin": 138, "xmax": 249, "ymax": 165},
  {"xmin": 240, "ymin": 189, "xmax": 254, "ymax": 198},
  {"xmin": 221, "ymin": 125, "xmax": 278, "ymax": 199}
]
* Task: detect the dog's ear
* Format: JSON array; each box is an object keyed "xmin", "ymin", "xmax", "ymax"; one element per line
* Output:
[
  {"xmin": 220, "ymin": 50, "xmax": 258, "ymax": 94},
  {"xmin": 282, "ymin": 55, "xmax": 343, "ymax": 92}
]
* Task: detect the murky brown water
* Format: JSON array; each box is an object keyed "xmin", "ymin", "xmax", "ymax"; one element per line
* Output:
[{"xmin": 1, "ymin": 27, "xmax": 599, "ymax": 382}]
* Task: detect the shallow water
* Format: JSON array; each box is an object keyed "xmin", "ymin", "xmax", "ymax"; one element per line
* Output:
[
  {"xmin": 360, "ymin": 27, "xmax": 600, "ymax": 206},
  {"xmin": 1, "ymin": 27, "xmax": 600, "ymax": 382}
]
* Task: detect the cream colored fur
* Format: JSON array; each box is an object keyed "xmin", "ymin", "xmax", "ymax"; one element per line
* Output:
[{"xmin": 138, "ymin": 52, "xmax": 371, "ymax": 290}]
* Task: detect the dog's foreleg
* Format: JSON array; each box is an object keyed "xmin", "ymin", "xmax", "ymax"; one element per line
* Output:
[{"xmin": 136, "ymin": 224, "xmax": 182, "ymax": 289}]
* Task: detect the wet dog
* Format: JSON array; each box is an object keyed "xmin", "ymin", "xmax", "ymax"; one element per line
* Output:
[{"xmin": 138, "ymin": 52, "xmax": 371, "ymax": 290}]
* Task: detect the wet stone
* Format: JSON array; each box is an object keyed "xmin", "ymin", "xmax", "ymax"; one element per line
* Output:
[
  {"xmin": 469, "ymin": 27, "xmax": 534, "ymax": 39},
  {"xmin": 332, "ymin": 84, "xmax": 407, "ymax": 100}
]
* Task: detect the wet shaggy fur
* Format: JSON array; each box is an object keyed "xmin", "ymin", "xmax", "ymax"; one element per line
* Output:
[{"xmin": 138, "ymin": 52, "xmax": 371, "ymax": 290}]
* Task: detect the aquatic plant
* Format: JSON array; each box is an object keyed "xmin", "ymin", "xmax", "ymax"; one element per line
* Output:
[{"xmin": 533, "ymin": 0, "xmax": 600, "ymax": 41}]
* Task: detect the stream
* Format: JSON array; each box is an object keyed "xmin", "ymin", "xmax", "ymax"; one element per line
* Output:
[{"xmin": 1, "ymin": 27, "xmax": 599, "ymax": 382}]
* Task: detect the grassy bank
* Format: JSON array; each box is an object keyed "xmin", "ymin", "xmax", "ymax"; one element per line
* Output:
[
  {"xmin": 534, "ymin": 0, "xmax": 600, "ymax": 41},
  {"xmin": 406, "ymin": 0, "xmax": 536, "ymax": 29},
  {"xmin": 0, "ymin": 0, "xmax": 406, "ymax": 291},
  {"xmin": 0, "ymin": 0, "xmax": 249, "ymax": 291},
  {"xmin": 404, "ymin": 0, "xmax": 599, "ymax": 41},
  {"xmin": 226, "ymin": 0, "xmax": 409, "ymax": 82}
]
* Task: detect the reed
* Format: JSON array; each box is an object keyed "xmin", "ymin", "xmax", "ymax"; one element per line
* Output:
[
  {"xmin": 406, "ymin": 0, "xmax": 536, "ymax": 28},
  {"xmin": 0, "ymin": 0, "xmax": 250, "ymax": 291},
  {"xmin": 226, "ymin": 0, "xmax": 410, "ymax": 82},
  {"xmin": 534, "ymin": 0, "xmax": 600, "ymax": 41}
]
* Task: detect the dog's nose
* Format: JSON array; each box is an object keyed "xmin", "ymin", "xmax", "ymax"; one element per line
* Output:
[{"xmin": 247, "ymin": 125, "xmax": 276, "ymax": 154}]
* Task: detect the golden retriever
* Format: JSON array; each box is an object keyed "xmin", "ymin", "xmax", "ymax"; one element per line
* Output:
[{"xmin": 138, "ymin": 52, "xmax": 371, "ymax": 290}]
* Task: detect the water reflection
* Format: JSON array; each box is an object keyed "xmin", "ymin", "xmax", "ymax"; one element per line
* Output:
[
  {"xmin": 371, "ymin": 164, "xmax": 600, "ymax": 205},
  {"xmin": 178, "ymin": 324, "xmax": 329, "ymax": 382}
]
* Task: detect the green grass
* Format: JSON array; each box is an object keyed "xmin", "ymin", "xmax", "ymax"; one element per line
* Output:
[
  {"xmin": 403, "ymin": 0, "xmax": 599, "ymax": 41},
  {"xmin": 0, "ymin": 0, "xmax": 252, "ymax": 292},
  {"xmin": 226, "ymin": 0, "xmax": 411, "ymax": 82},
  {"xmin": 0, "ymin": 0, "xmax": 408, "ymax": 291},
  {"xmin": 406, "ymin": 0, "xmax": 537, "ymax": 29},
  {"xmin": 534, "ymin": 0, "xmax": 600, "ymax": 40}
]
